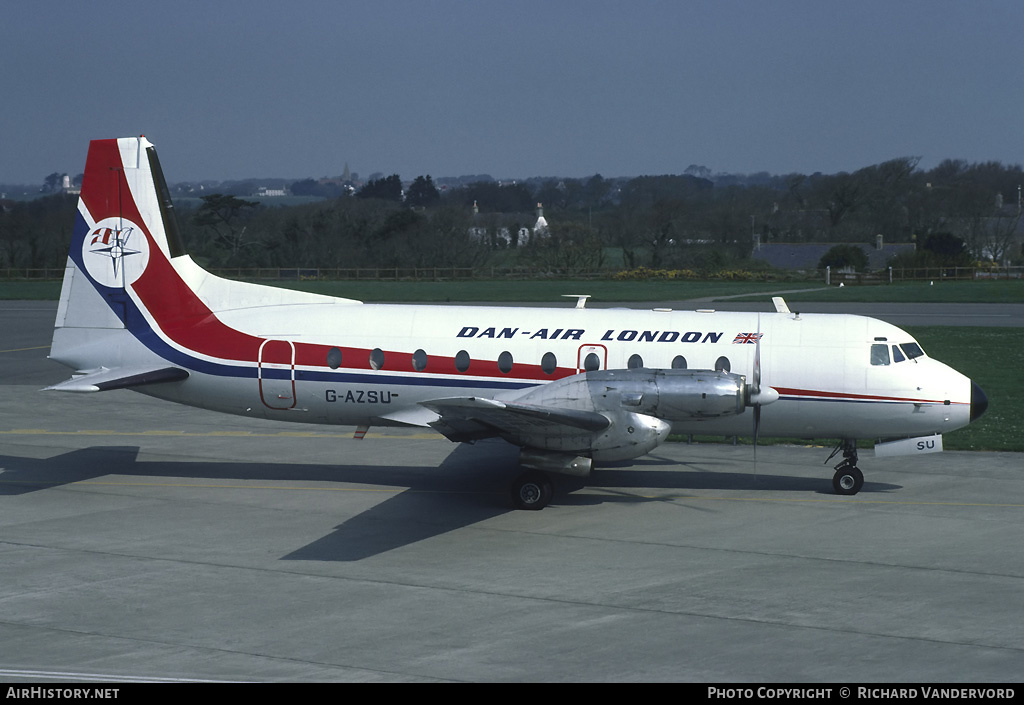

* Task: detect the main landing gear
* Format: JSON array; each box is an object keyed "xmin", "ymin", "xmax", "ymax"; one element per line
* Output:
[
  {"xmin": 827, "ymin": 439, "xmax": 864, "ymax": 495},
  {"xmin": 510, "ymin": 470, "xmax": 554, "ymax": 510},
  {"xmin": 512, "ymin": 439, "xmax": 871, "ymax": 507}
]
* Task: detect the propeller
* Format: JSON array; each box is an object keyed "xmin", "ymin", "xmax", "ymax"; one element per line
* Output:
[
  {"xmin": 747, "ymin": 314, "xmax": 779, "ymax": 464},
  {"xmin": 753, "ymin": 317, "xmax": 762, "ymax": 453}
]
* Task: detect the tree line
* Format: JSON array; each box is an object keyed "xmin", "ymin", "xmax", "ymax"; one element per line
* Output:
[{"xmin": 2, "ymin": 157, "xmax": 1021, "ymax": 272}]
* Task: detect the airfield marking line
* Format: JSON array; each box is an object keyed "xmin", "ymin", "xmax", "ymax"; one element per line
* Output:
[
  {"xmin": 61, "ymin": 480, "xmax": 405, "ymax": 493},
  {"xmin": 0, "ymin": 668, "xmax": 236, "ymax": 684},
  {"xmin": 0, "ymin": 428, "xmax": 441, "ymax": 440},
  {"xmin": 598, "ymin": 490, "xmax": 1024, "ymax": 509},
  {"xmin": 0, "ymin": 345, "xmax": 50, "ymax": 353},
  {"xmin": 0, "ymin": 478, "xmax": 483, "ymax": 496},
  {"xmin": 0, "ymin": 478, "xmax": 397, "ymax": 492}
]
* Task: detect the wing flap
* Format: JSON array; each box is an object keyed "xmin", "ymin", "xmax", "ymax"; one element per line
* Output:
[{"xmin": 45, "ymin": 366, "xmax": 189, "ymax": 393}]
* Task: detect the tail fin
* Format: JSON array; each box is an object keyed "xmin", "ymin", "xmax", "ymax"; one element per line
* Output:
[
  {"xmin": 49, "ymin": 136, "xmax": 357, "ymax": 390},
  {"xmin": 49, "ymin": 136, "xmax": 192, "ymax": 386},
  {"xmin": 55, "ymin": 136, "xmax": 184, "ymax": 331}
]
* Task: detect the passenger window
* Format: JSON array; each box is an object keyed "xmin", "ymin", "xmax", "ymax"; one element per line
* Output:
[
  {"xmin": 498, "ymin": 351, "xmax": 513, "ymax": 374},
  {"xmin": 627, "ymin": 354, "xmax": 644, "ymax": 369},
  {"xmin": 541, "ymin": 352, "xmax": 557, "ymax": 375},
  {"xmin": 326, "ymin": 347, "xmax": 342, "ymax": 369},
  {"xmin": 412, "ymin": 349, "xmax": 428, "ymax": 371},
  {"xmin": 891, "ymin": 345, "xmax": 905, "ymax": 363},
  {"xmin": 584, "ymin": 352, "xmax": 600, "ymax": 372},
  {"xmin": 870, "ymin": 344, "xmax": 890, "ymax": 366},
  {"xmin": 455, "ymin": 350, "xmax": 470, "ymax": 372},
  {"xmin": 671, "ymin": 355, "xmax": 687, "ymax": 369},
  {"xmin": 369, "ymin": 348, "xmax": 385, "ymax": 370},
  {"xmin": 715, "ymin": 356, "xmax": 731, "ymax": 373}
]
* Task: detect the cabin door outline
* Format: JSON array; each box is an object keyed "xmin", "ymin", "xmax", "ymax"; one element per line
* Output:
[{"xmin": 258, "ymin": 339, "xmax": 296, "ymax": 410}]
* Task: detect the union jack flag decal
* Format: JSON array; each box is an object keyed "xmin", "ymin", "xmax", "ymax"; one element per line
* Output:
[{"xmin": 732, "ymin": 332, "xmax": 763, "ymax": 344}]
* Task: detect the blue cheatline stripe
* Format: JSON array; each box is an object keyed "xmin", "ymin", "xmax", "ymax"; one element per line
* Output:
[
  {"xmin": 113, "ymin": 288, "xmax": 538, "ymax": 391},
  {"xmin": 68, "ymin": 217, "xmax": 538, "ymax": 392}
]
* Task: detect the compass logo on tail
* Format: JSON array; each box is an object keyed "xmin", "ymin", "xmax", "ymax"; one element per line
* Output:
[{"xmin": 82, "ymin": 217, "xmax": 150, "ymax": 289}]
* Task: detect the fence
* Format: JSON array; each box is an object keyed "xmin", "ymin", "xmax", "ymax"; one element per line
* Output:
[
  {"xmin": 828, "ymin": 266, "xmax": 1023, "ymax": 284},
  {"xmin": 0, "ymin": 268, "xmax": 66, "ymax": 279},
  {"xmin": 2, "ymin": 265, "xmax": 1022, "ymax": 282},
  {"xmin": 204, "ymin": 266, "xmax": 614, "ymax": 281},
  {"xmin": 888, "ymin": 266, "xmax": 1022, "ymax": 281}
]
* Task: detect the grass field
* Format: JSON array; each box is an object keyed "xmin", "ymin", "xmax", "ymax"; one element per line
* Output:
[
  {"xmin": 0, "ymin": 281, "xmax": 63, "ymax": 300},
  {"xmin": 907, "ymin": 326, "xmax": 1022, "ymax": 452},
  {"xmin": 270, "ymin": 278, "xmax": 824, "ymax": 303},
  {"xmin": 728, "ymin": 279, "xmax": 1024, "ymax": 304},
  {"xmin": 241, "ymin": 277, "xmax": 1024, "ymax": 304},
  {"xmin": 3, "ymin": 276, "xmax": 1022, "ymax": 304}
]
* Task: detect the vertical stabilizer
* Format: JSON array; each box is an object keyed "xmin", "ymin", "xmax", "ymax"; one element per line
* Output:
[
  {"xmin": 49, "ymin": 136, "xmax": 356, "ymax": 384},
  {"xmin": 50, "ymin": 136, "xmax": 180, "ymax": 369}
]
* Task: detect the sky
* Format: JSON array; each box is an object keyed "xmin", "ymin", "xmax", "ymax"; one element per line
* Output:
[{"xmin": 3, "ymin": 0, "xmax": 1023, "ymax": 184}]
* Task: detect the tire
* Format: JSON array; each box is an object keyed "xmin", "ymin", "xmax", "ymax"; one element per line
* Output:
[
  {"xmin": 511, "ymin": 471, "xmax": 553, "ymax": 510},
  {"xmin": 832, "ymin": 465, "xmax": 864, "ymax": 495}
]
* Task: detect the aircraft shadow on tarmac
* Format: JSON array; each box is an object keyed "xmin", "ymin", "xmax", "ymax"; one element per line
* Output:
[{"xmin": 0, "ymin": 442, "xmax": 899, "ymax": 561}]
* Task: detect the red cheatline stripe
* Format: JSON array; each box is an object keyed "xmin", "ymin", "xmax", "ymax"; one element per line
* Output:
[{"xmin": 774, "ymin": 387, "xmax": 965, "ymax": 405}]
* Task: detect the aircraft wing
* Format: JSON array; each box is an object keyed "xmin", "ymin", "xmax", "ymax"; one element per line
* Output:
[
  {"xmin": 420, "ymin": 396, "xmax": 610, "ymax": 443},
  {"xmin": 44, "ymin": 365, "xmax": 189, "ymax": 393}
]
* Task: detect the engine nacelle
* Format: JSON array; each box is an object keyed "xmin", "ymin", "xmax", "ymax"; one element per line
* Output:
[
  {"xmin": 586, "ymin": 368, "xmax": 747, "ymax": 421},
  {"xmin": 590, "ymin": 411, "xmax": 672, "ymax": 462},
  {"xmin": 514, "ymin": 368, "xmax": 748, "ymax": 421},
  {"xmin": 516, "ymin": 410, "xmax": 671, "ymax": 467},
  {"xmin": 506, "ymin": 368, "xmax": 748, "ymax": 464},
  {"xmin": 520, "ymin": 449, "xmax": 593, "ymax": 476}
]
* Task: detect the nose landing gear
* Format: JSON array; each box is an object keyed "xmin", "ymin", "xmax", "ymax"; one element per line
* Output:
[{"xmin": 827, "ymin": 440, "xmax": 864, "ymax": 495}]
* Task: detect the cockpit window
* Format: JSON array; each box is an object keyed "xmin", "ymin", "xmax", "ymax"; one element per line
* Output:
[
  {"xmin": 891, "ymin": 345, "xmax": 905, "ymax": 363},
  {"xmin": 901, "ymin": 342, "xmax": 924, "ymax": 360},
  {"xmin": 870, "ymin": 343, "xmax": 890, "ymax": 366}
]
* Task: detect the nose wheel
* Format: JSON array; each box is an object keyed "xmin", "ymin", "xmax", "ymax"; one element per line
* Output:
[
  {"xmin": 832, "ymin": 463, "xmax": 864, "ymax": 495},
  {"xmin": 828, "ymin": 440, "xmax": 864, "ymax": 495}
]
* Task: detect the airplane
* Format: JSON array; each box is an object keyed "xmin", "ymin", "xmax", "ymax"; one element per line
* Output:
[{"xmin": 46, "ymin": 136, "xmax": 989, "ymax": 510}]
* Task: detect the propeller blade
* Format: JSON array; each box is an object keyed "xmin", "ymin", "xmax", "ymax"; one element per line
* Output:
[
  {"xmin": 752, "ymin": 313, "xmax": 761, "ymax": 476},
  {"xmin": 753, "ymin": 321, "xmax": 761, "ymax": 394},
  {"xmin": 753, "ymin": 405, "xmax": 760, "ymax": 459}
]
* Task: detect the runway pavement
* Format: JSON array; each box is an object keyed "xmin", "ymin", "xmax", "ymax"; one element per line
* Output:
[{"xmin": 1, "ymin": 300, "xmax": 1022, "ymax": 682}]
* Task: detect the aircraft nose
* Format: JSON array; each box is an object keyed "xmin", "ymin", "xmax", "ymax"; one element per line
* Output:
[{"xmin": 970, "ymin": 381, "xmax": 988, "ymax": 422}]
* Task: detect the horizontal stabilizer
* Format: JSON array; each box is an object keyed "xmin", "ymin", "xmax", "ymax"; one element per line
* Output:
[
  {"xmin": 45, "ymin": 366, "xmax": 189, "ymax": 393},
  {"xmin": 378, "ymin": 405, "xmax": 442, "ymax": 427},
  {"xmin": 421, "ymin": 396, "xmax": 609, "ymax": 443}
]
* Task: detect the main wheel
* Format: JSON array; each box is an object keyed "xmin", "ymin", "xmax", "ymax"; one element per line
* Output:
[
  {"xmin": 832, "ymin": 465, "xmax": 864, "ymax": 495},
  {"xmin": 511, "ymin": 471, "xmax": 553, "ymax": 510}
]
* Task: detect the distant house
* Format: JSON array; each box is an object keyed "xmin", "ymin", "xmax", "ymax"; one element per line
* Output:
[
  {"xmin": 60, "ymin": 174, "xmax": 80, "ymax": 196},
  {"xmin": 253, "ymin": 186, "xmax": 288, "ymax": 198},
  {"xmin": 533, "ymin": 202, "xmax": 548, "ymax": 237},
  {"xmin": 469, "ymin": 202, "xmax": 548, "ymax": 247},
  {"xmin": 752, "ymin": 235, "xmax": 915, "ymax": 270}
]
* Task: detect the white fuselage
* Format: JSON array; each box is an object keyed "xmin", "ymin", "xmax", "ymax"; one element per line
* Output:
[{"xmin": 138, "ymin": 299, "xmax": 974, "ymax": 442}]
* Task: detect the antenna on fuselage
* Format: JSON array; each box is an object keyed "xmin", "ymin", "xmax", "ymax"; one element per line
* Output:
[{"xmin": 562, "ymin": 294, "xmax": 591, "ymax": 309}]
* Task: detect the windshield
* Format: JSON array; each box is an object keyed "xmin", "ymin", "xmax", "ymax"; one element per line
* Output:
[{"xmin": 901, "ymin": 342, "xmax": 925, "ymax": 360}]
